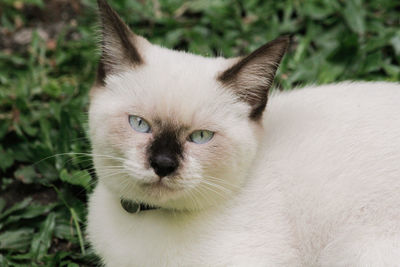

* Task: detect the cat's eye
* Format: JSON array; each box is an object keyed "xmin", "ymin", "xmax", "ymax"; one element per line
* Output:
[
  {"xmin": 189, "ymin": 130, "xmax": 214, "ymax": 144},
  {"xmin": 129, "ymin": 115, "xmax": 151, "ymax": 133}
]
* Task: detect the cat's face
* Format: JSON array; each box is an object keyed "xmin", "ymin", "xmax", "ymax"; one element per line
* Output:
[
  {"xmin": 89, "ymin": 55, "xmax": 258, "ymax": 209},
  {"xmin": 89, "ymin": 0, "xmax": 288, "ymax": 210}
]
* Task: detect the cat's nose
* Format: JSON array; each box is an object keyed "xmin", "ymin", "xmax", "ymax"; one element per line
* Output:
[{"xmin": 150, "ymin": 154, "xmax": 178, "ymax": 178}]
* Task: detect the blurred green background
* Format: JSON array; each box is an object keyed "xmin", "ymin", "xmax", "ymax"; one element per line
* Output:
[{"xmin": 0, "ymin": 0, "xmax": 399, "ymax": 266}]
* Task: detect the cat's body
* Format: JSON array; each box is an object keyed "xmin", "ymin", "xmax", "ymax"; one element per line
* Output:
[
  {"xmin": 88, "ymin": 1, "xmax": 400, "ymax": 266},
  {"xmin": 88, "ymin": 82, "xmax": 400, "ymax": 266}
]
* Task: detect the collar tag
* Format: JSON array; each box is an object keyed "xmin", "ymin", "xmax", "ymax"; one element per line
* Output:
[
  {"xmin": 121, "ymin": 199, "xmax": 141, "ymax": 213},
  {"xmin": 120, "ymin": 199, "xmax": 158, "ymax": 213}
]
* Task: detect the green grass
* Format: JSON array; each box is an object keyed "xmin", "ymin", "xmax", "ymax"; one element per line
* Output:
[{"xmin": 0, "ymin": 0, "xmax": 399, "ymax": 266}]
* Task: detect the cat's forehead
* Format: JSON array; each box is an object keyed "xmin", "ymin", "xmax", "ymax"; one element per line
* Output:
[
  {"xmin": 141, "ymin": 44, "xmax": 233, "ymax": 87},
  {"xmin": 103, "ymin": 45, "xmax": 242, "ymax": 123},
  {"xmin": 113, "ymin": 45, "xmax": 231, "ymax": 92}
]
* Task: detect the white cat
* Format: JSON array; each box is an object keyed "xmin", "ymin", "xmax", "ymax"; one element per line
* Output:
[{"xmin": 87, "ymin": 1, "xmax": 400, "ymax": 266}]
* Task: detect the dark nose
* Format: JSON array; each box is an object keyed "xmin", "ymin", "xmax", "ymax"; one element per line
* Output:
[{"xmin": 150, "ymin": 154, "xmax": 178, "ymax": 178}]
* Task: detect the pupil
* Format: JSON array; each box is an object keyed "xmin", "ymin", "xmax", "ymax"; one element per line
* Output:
[
  {"xmin": 200, "ymin": 131, "xmax": 204, "ymax": 138},
  {"xmin": 138, "ymin": 119, "xmax": 142, "ymax": 126}
]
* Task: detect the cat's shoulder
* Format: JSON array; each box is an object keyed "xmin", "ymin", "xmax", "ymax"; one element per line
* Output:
[
  {"xmin": 271, "ymin": 81, "xmax": 400, "ymax": 99},
  {"xmin": 269, "ymin": 81, "xmax": 400, "ymax": 111},
  {"xmin": 262, "ymin": 81, "xmax": 400, "ymax": 147}
]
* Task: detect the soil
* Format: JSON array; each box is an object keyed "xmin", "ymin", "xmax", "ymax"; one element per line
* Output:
[
  {"xmin": 0, "ymin": 0, "xmax": 82, "ymax": 52},
  {"xmin": 2, "ymin": 180, "xmax": 58, "ymax": 209}
]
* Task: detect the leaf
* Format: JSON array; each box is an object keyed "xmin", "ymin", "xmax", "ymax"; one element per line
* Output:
[
  {"xmin": 48, "ymin": 251, "xmax": 71, "ymax": 266},
  {"xmin": 39, "ymin": 117, "xmax": 53, "ymax": 151},
  {"xmin": 361, "ymin": 51, "xmax": 382, "ymax": 73},
  {"xmin": 383, "ymin": 63, "xmax": 400, "ymax": 79},
  {"xmin": 0, "ymin": 229, "xmax": 34, "ymax": 251},
  {"xmin": 19, "ymin": 114, "xmax": 38, "ymax": 136},
  {"xmin": 60, "ymin": 169, "xmax": 91, "ymax": 189},
  {"xmin": 54, "ymin": 218, "xmax": 76, "ymax": 241},
  {"xmin": 342, "ymin": 0, "xmax": 365, "ymax": 35},
  {"xmin": 0, "ymin": 255, "xmax": 9, "ymax": 267},
  {"xmin": 3, "ymin": 203, "xmax": 57, "ymax": 227},
  {"xmin": 0, "ymin": 146, "xmax": 14, "ymax": 172},
  {"xmin": 14, "ymin": 165, "xmax": 37, "ymax": 184},
  {"xmin": 0, "ymin": 121, "xmax": 9, "ymax": 139},
  {"xmin": 70, "ymin": 208, "xmax": 86, "ymax": 255},
  {"xmin": 317, "ymin": 63, "xmax": 345, "ymax": 83},
  {"xmin": 11, "ymin": 143, "xmax": 32, "ymax": 162},
  {"xmin": 301, "ymin": 0, "xmax": 337, "ymax": 20},
  {"xmin": 30, "ymin": 212, "xmax": 56, "ymax": 261},
  {"xmin": 390, "ymin": 33, "xmax": 400, "ymax": 56},
  {"xmin": 0, "ymin": 197, "xmax": 32, "ymax": 220}
]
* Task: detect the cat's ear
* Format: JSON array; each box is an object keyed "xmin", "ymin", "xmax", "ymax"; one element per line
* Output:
[
  {"xmin": 218, "ymin": 36, "xmax": 290, "ymax": 120},
  {"xmin": 96, "ymin": 0, "xmax": 147, "ymax": 85}
]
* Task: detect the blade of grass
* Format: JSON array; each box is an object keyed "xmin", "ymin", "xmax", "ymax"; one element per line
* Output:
[{"xmin": 70, "ymin": 208, "xmax": 86, "ymax": 255}]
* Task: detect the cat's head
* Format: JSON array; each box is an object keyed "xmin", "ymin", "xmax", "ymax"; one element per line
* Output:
[{"xmin": 89, "ymin": 0, "xmax": 289, "ymax": 211}]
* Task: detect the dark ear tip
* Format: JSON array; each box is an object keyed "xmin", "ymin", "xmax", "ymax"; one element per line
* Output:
[
  {"xmin": 273, "ymin": 35, "xmax": 291, "ymax": 50},
  {"xmin": 276, "ymin": 35, "xmax": 291, "ymax": 41},
  {"xmin": 97, "ymin": 0, "xmax": 112, "ymax": 13}
]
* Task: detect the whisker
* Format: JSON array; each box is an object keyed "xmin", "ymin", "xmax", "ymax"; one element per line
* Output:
[
  {"xmin": 198, "ymin": 181, "xmax": 231, "ymax": 201},
  {"xmin": 34, "ymin": 152, "xmax": 126, "ymax": 166},
  {"xmin": 201, "ymin": 179, "xmax": 232, "ymax": 194},
  {"xmin": 203, "ymin": 175, "xmax": 240, "ymax": 189}
]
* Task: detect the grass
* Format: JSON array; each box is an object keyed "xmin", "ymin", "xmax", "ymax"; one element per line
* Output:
[{"xmin": 0, "ymin": 0, "xmax": 399, "ymax": 266}]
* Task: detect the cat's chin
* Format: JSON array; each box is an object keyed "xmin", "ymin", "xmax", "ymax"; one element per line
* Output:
[
  {"xmin": 115, "ymin": 177, "xmax": 220, "ymax": 211},
  {"xmin": 121, "ymin": 177, "xmax": 193, "ymax": 206}
]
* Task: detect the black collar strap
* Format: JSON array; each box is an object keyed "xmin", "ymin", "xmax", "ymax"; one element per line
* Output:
[{"xmin": 120, "ymin": 199, "xmax": 159, "ymax": 213}]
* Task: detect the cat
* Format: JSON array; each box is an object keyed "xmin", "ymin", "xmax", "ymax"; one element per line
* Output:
[{"xmin": 87, "ymin": 0, "xmax": 400, "ymax": 266}]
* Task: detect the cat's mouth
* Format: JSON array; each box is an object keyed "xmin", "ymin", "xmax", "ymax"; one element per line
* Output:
[
  {"xmin": 137, "ymin": 177, "xmax": 186, "ymax": 199},
  {"xmin": 141, "ymin": 176, "xmax": 185, "ymax": 190}
]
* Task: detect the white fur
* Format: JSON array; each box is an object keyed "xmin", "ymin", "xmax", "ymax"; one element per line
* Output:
[{"xmin": 87, "ymin": 40, "xmax": 400, "ymax": 266}]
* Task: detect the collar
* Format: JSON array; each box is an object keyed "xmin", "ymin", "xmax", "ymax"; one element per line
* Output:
[{"xmin": 120, "ymin": 198, "xmax": 159, "ymax": 214}]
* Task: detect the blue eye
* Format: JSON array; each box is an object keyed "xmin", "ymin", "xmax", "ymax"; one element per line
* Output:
[
  {"xmin": 129, "ymin": 115, "xmax": 151, "ymax": 133},
  {"xmin": 189, "ymin": 130, "xmax": 214, "ymax": 144}
]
